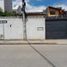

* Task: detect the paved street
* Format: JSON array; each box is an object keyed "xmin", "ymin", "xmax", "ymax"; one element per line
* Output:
[
  {"xmin": 32, "ymin": 44, "xmax": 67, "ymax": 67},
  {"xmin": 0, "ymin": 44, "xmax": 67, "ymax": 67}
]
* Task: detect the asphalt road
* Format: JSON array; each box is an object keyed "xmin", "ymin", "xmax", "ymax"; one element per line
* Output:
[{"xmin": 0, "ymin": 44, "xmax": 67, "ymax": 67}]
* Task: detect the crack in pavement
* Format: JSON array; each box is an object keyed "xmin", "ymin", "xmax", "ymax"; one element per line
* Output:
[{"xmin": 27, "ymin": 41, "xmax": 56, "ymax": 67}]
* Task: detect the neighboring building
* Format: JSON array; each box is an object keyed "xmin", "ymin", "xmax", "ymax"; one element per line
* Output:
[
  {"xmin": 44, "ymin": 6, "xmax": 65, "ymax": 17},
  {"xmin": 4, "ymin": 0, "xmax": 12, "ymax": 12},
  {"xmin": 0, "ymin": 0, "xmax": 12, "ymax": 12},
  {"xmin": 15, "ymin": 6, "xmax": 66, "ymax": 17},
  {"xmin": 63, "ymin": 11, "xmax": 67, "ymax": 17}
]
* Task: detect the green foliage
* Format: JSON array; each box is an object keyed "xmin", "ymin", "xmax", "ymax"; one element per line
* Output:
[
  {"xmin": 0, "ymin": 8, "xmax": 4, "ymax": 16},
  {"xmin": 0, "ymin": 8, "xmax": 3, "ymax": 12},
  {"xmin": 0, "ymin": 8, "xmax": 22, "ymax": 16},
  {"xmin": 2, "ymin": 11, "xmax": 17, "ymax": 16}
]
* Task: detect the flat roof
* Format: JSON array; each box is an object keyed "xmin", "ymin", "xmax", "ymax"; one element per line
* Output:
[{"xmin": 27, "ymin": 12, "xmax": 46, "ymax": 16}]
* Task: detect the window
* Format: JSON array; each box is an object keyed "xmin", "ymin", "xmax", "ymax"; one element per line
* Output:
[
  {"xmin": 50, "ymin": 10, "xmax": 56, "ymax": 15},
  {"xmin": 0, "ymin": 20, "xmax": 7, "ymax": 24}
]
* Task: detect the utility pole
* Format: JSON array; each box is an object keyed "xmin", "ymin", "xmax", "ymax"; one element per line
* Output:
[{"xmin": 22, "ymin": 0, "xmax": 27, "ymax": 40}]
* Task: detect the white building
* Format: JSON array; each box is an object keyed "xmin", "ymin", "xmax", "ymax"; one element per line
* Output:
[
  {"xmin": 0, "ymin": 0, "xmax": 12, "ymax": 12},
  {"xmin": 0, "ymin": 13, "xmax": 46, "ymax": 40},
  {"xmin": 0, "ymin": 0, "xmax": 4, "ymax": 12}
]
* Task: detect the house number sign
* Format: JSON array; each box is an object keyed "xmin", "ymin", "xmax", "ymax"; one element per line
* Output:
[{"xmin": 0, "ymin": 20, "xmax": 7, "ymax": 24}]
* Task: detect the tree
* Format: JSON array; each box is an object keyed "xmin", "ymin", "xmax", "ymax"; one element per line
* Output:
[
  {"xmin": 0, "ymin": 8, "xmax": 22, "ymax": 16},
  {"xmin": 0, "ymin": 8, "xmax": 3, "ymax": 16}
]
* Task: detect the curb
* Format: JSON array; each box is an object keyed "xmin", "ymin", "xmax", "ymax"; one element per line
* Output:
[
  {"xmin": 0, "ymin": 40, "xmax": 67, "ymax": 45},
  {"xmin": 0, "ymin": 42, "xmax": 57, "ymax": 45}
]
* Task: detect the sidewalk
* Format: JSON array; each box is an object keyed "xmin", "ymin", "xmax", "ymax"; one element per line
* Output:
[{"xmin": 0, "ymin": 39, "xmax": 67, "ymax": 45}]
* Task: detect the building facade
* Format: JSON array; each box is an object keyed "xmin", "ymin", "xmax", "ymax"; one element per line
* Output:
[
  {"xmin": 0, "ymin": 12, "xmax": 67, "ymax": 40},
  {"xmin": 0, "ymin": 0, "xmax": 12, "ymax": 12},
  {"xmin": 4, "ymin": 0, "xmax": 12, "ymax": 12},
  {"xmin": 44, "ymin": 6, "xmax": 65, "ymax": 17}
]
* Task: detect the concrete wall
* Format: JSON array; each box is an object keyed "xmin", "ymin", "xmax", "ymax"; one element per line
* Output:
[
  {"xmin": 27, "ymin": 16, "xmax": 45, "ymax": 40},
  {"xmin": 0, "ymin": 17, "xmax": 23, "ymax": 39},
  {"xmin": 0, "ymin": 24, "xmax": 3, "ymax": 39},
  {"xmin": 0, "ymin": 17, "xmax": 45, "ymax": 40}
]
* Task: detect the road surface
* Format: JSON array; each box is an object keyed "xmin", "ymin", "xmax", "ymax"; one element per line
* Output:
[{"xmin": 0, "ymin": 44, "xmax": 67, "ymax": 67}]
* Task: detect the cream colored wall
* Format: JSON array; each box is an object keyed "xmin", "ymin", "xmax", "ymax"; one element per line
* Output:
[{"xmin": 47, "ymin": 8, "xmax": 59, "ymax": 17}]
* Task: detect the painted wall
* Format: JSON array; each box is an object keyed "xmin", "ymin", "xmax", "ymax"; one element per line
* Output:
[
  {"xmin": 0, "ymin": 17, "xmax": 23, "ymax": 39},
  {"xmin": 0, "ymin": 17, "xmax": 45, "ymax": 40},
  {"xmin": 27, "ymin": 16, "xmax": 45, "ymax": 40},
  {"xmin": 0, "ymin": 24, "xmax": 3, "ymax": 39}
]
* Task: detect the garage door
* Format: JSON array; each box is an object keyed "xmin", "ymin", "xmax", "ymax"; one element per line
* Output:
[{"xmin": 46, "ymin": 19, "xmax": 67, "ymax": 39}]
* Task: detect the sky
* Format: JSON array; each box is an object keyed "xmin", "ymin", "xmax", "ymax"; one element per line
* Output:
[
  {"xmin": 26, "ymin": 0, "xmax": 66, "ymax": 6},
  {"xmin": 13, "ymin": 0, "xmax": 67, "ymax": 12}
]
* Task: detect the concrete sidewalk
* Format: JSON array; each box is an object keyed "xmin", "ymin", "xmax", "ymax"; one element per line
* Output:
[{"xmin": 0, "ymin": 39, "xmax": 67, "ymax": 45}]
